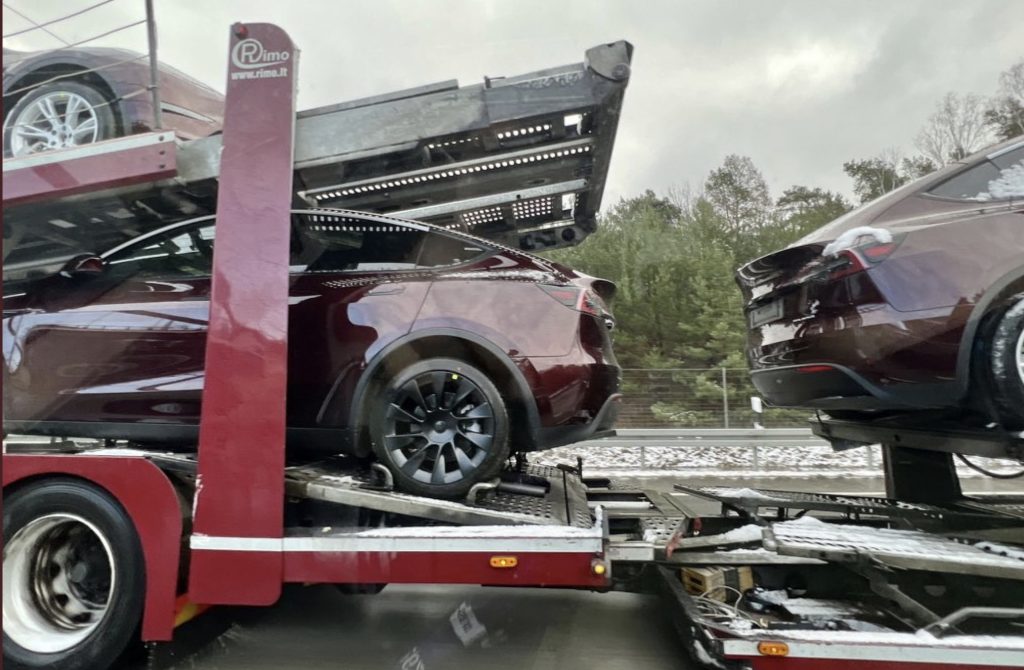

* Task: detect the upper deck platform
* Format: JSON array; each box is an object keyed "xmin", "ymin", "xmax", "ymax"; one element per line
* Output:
[{"xmin": 3, "ymin": 41, "xmax": 632, "ymax": 281}]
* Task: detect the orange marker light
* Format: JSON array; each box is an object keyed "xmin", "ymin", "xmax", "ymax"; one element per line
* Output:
[
  {"xmin": 757, "ymin": 641, "xmax": 789, "ymax": 657},
  {"xmin": 489, "ymin": 556, "xmax": 518, "ymax": 568},
  {"xmin": 592, "ymin": 560, "xmax": 608, "ymax": 576}
]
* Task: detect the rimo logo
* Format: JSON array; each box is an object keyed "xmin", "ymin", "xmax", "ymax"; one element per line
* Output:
[{"xmin": 230, "ymin": 38, "xmax": 291, "ymax": 80}]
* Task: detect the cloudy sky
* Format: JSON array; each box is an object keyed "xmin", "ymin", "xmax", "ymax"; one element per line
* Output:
[{"xmin": 4, "ymin": 0, "xmax": 1022, "ymax": 206}]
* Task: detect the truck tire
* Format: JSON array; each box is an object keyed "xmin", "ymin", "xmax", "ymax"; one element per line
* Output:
[
  {"xmin": 990, "ymin": 297, "xmax": 1024, "ymax": 430},
  {"xmin": 3, "ymin": 478, "xmax": 145, "ymax": 670},
  {"xmin": 370, "ymin": 357, "xmax": 510, "ymax": 498}
]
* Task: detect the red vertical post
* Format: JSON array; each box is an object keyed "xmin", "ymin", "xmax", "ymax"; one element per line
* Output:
[{"xmin": 188, "ymin": 23, "xmax": 298, "ymax": 605}]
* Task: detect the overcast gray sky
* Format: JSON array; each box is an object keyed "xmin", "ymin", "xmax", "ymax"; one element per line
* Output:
[{"xmin": 4, "ymin": 0, "xmax": 1022, "ymax": 207}]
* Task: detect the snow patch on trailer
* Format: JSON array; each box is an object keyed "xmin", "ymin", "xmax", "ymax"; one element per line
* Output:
[{"xmin": 532, "ymin": 443, "xmax": 1022, "ymax": 477}]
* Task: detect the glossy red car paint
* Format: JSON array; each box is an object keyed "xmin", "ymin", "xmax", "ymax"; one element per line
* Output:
[
  {"xmin": 2, "ymin": 217, "xmax": 620, "ymax": 456},
  {"xmin": 736, "ymin": 137, "xmax": 1024, "ymax": 413},
  {"xmin": 2, "ymin": 454, "xmax": 182, "ymax": 641}
]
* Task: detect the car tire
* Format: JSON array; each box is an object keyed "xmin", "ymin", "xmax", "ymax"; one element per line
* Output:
[
  {"xmin": 369, "ymin": 357, "xmax": 510, "ymax": 498},
  {"xmin": 3, "ymin": 478, "xmax": 145, "ymax": 670},
  {"xmin": 4, "ymin": 81, "xmax": 117, "ymax": 158},
  {"xmin": 990, "ymin": 296, "xmax": 1024, "ymax": 429}
]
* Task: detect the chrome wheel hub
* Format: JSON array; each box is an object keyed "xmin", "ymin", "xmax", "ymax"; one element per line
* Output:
[
  {"xmin": 3, "ymin": 514, "xmax": 115, "ymax": 653},
  {"xmin": 8, "ymin": 91, "xmax": 100, "ymax": 157}
]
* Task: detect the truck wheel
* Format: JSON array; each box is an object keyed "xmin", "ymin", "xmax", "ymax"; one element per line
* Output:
[
  {"xmin": 990, "ymin": 297, "xmax": 1024, "ymax": 429},
  {"xmin": 370, "ymin": 357, "xmax": 510, "ymax": 498},
  {"xmin": 3, "ymin": 478, "xmax": 145, "ymax": 670},
  {"xmin": 4, "ymin": 81, "xmax": 117, "ymax": 158}
]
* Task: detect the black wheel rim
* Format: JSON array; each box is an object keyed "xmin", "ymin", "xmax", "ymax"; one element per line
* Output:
[{"xmin": 383, "ymin": 370, "xmax": 495, "ymax": 485}]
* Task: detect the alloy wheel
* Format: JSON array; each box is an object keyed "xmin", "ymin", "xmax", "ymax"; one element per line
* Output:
[
  {"xmin": 1017, "ymin": 326, "xmax": 1024, "ymax": 387},
  {"xmin": 9, "ymin": 91, "xmax": 100, "ymax": 157},
  {"xmin": 382, "ymin": 370, "xmax": 495, "ymax": 485}
]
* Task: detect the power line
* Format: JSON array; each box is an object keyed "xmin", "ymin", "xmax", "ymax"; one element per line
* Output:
[
  {"xmin": 4, "ymin": 19, "xmax": 145, "ymax": 66},
  {"xmin": 2, "ymin": 3, "xmax": 70, "ymax": 45},
  {"xmin": 2, "ymin": 54, "xmax": 149, "ymax": 98},
  {"xmin": 3, "ymin": 0, "xmax": 119, "ymax": 39}
]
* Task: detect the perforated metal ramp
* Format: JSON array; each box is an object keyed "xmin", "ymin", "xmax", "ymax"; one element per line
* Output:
[
  {"xmin": 285, "ymin": 461, "xmax": 594, "ymax": 528},
  {"xmin": 674, "ymin": 484, "xmax": 1023, "ymax": 526},
  {"xmin": 768, "ymin": 518, "xmax": 1024, "ymax": 580}
]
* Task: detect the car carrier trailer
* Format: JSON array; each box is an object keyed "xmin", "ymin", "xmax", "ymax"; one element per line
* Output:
[{"xmin": 3, "ymin": 22, "xmax": 1023, "ymax": 670}]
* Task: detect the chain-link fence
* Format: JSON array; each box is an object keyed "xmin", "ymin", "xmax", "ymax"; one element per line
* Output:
[{"xmin": 618, "ymin": 368, "xmax": 812, "ymax": 429}]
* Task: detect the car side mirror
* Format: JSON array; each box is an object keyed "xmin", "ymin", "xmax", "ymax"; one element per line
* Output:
[{"xmin": 59, "ymin": 254, "xmax": 106, "ymax": 279}]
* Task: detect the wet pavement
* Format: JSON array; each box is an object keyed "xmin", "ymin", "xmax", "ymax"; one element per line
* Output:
[{"xmin": 142, "ymin": 584, "xmax": 687, "ymax": 670}]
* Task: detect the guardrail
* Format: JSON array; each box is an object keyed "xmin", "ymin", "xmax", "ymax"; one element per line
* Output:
[
  {"xmin": 584, "ymin": 428, "xmax": 829, "ymax": 447},
  {"xmin": 561, "ymin": 427, "xmax": 881, "ymax": 471}
]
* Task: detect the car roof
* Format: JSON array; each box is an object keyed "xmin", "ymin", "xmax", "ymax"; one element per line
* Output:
[{"xmin": 99, "ymin": 208, "xmax": 507, "ymax": 259}]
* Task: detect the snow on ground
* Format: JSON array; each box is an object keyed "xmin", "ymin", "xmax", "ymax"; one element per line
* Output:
[{"xmin": 532, "ymin": 442, "xmax": 1024, "ymax": 478}]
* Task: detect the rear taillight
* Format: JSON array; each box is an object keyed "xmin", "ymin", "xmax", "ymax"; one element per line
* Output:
[
  {"xmin": 826, "ymin": 235, "xmax": 903, "ymax": 280},
  {"xmin": 860, "ymin": 238, "xmax": 901, "ymax": 262},
  {"xmin": 539, "ymin": 284, "xmax": 602, "ymax": 316}
]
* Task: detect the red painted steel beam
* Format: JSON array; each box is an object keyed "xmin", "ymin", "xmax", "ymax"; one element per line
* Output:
[
  {"xmin": 2, "ymin": 455, "xmax": 183, "ymax": 641},
  {"xmin": 1, "ymin": 132, "xmax": 177, "ymax": 206},
  {"xmin": 283, "ymin": 551, "xmax": 608, "ymax": 588},
  {"xmin": 188, "ymin": 22, "xmax": 297, "ymax": 606}
]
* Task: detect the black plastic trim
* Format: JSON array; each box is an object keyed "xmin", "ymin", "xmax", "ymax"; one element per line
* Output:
[
  {"xmin": 535, "ymin": 393, "xmax": 622, "ymax": 450},
  {"xmin": 750, "ymin": 364, "xmax": 957, "ymax": 410}
]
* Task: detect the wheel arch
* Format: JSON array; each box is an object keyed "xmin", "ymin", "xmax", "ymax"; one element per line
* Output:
[
  {"xmin": 346, "ymin": 329, "xmax": 541, "ymax": 452},
  {"xmin": 2, "ymin": 455, "xmax": 183, "ymax": 642},
  {"xmin": 957, "ymin": 265, "xmax": 1024, "ymax": 400}
]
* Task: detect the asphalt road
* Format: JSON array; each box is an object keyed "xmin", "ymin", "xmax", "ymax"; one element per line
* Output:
[{"xmin": 144, "ymin": 584, "xmax": 688, "ymax": 670}]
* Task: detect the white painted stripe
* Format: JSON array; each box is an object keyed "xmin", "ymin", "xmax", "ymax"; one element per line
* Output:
[
  {"xmin": 280, "ymin": 535, "xmax": 601, "ymax": 554},
  {"xmin": 190, "ymin": 533, "xmax": 601, "ymax": 554},
  {"xmin": 190, "ymin": 535, "xmax": 281, "ymax": 552},
  {"xmin": 722, "ymin": 639, "xmax": 1024, "ymax": 666},
  {"xmin": 2, "ymin": 131, "xmax": 175, "ymax": 171}
]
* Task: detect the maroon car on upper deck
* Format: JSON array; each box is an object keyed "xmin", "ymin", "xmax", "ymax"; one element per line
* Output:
[
  {"xmin": 2, "ymin": 209, "xmax": 621, "ymax": 497},
  {"xmin": 3, "ymin": 46, "xmax": 223, "ymax": 157},
  {"xmin": 737, "ymin": 137, "xmax": 1024, "ymax": 429}
]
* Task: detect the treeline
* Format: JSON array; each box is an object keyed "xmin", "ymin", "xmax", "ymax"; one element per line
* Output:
[{"xmin": 545, "ymin": 59, "xmax": 1022, "ymax": 425}]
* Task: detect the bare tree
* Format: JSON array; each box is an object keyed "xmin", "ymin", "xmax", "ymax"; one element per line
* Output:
[
  {"xmin": 915, "ymin": 92, "xmax": 993, "ymax": 166},
  {"xmin": 986, "ymin": 60, "xmax": 1024, "ymax": 141}
]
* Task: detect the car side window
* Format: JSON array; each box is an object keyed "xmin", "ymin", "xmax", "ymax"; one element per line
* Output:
[
  {"xmin": 292, "ymin": 216, "xmax": 427, "ymax": 273},
  {"xmin": 927, "ymin": 147, "xmax": 1024, "ymax": 201},
  {"xmin": 416, "ymin": 232, "xmax": 491, "ymax": 268},
  {"xmin": 105, "ymin": 222, "xmax": 216, "ymax": 280}
]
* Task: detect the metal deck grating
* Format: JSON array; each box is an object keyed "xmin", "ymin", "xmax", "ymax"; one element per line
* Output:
[
  {"xmin": 479, "ymin": 492, "xmax": 558, "ymax": 521},
  {"xmin": 770, "ymin": 518, "xmax": 1024, "ymax": 579},
  {"xmin": 638, "ymin": 516, "xmax": 683, "ymax": 544},
  {"xmin": 677, "ymin": 485, "xmax": 1024, "ymax": 524}
]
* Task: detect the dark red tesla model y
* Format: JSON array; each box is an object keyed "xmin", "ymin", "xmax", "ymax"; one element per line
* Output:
[
  {"xmin": 737, "ymin": 137, "xmax": 1024, "ymax": 429},
  {"xmin": 2, "ymin": 210, "xmax": 621, "ymax": 497}
]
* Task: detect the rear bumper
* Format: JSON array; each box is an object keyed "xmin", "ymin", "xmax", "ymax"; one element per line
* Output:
[
  {"xmin": 751, "ymin": 364, "xmax": 956, "ymax": 410},
  {"xmin": 536, "ymin": 392, "xmax": 622, "ymax": 449}
]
